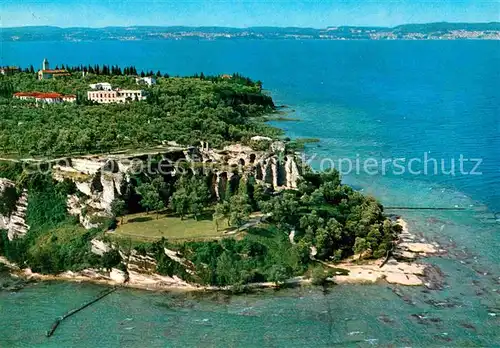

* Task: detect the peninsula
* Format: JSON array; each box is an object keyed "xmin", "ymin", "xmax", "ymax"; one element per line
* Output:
[{"xmin": 0, "ymin": 61, "xmax": 441, "ymax": 291}]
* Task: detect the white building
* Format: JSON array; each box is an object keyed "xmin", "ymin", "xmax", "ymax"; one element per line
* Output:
[
  {"xmin": 61, "ymin": 95, "xmax": 77, "ymax": 103},
  {"xmin": 13, "ymin": 92, "xmax": 76, "ymax": 104},
  {"xmin": 135, "ymin": 76, "xmax": 156, "ymax": 86},
  {"xmin": 89, "ymin": 82, "xmax": 113, "ymax": 91},
  {"xmin": 87, "ymin": 89, "xmax": 146, "ymax": 104}
]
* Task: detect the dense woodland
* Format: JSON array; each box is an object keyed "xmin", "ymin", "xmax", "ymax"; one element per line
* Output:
[
  {"xmin": 0, "ymin": 69, "xmax": 276, "ymax": 157},
  {"xmin": 160, "ymin": 169, "xmax": 400, "ymax": 287}
]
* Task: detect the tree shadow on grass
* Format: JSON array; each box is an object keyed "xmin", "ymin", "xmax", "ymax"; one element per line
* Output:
[
  {"xmin": 196, "ymin": 211, "xmax": 214, "ymax": 221},
  {"xmin": 167, "ymin": 210, "xmax": 214, "ymax": 222},
  {"xmin": 128, "ymin": 216, "xmax": 154, "ymax": 223},
  {"xmin": 246, "ymin": 226, "xmax": 275, "ymax": 238}
]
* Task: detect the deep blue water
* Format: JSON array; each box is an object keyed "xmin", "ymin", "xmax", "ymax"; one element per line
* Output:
[
  {"xmin": 2, "ymin": 40, "xmax": 499, "ymax": 211},
  {"xmin": 1, "ymin": 40, "xmax": 499, "ymax": 347}
]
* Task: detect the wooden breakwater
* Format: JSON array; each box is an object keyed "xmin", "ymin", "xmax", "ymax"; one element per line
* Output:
[{"xmin": 46, "ymin": 287, "xmax": 117, "ymax": 337}]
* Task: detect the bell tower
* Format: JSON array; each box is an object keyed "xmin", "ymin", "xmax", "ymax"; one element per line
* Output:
[{"xmin": 42, "ymin": 58, "xmax": 49, "ymax": 70}]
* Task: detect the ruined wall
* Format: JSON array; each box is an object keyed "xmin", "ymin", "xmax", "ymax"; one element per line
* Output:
[
  {"xmin": 3, "ymin": 142, "xmax": 303, "ymax": 235},
  {"xmin": 204, "ymin": 142, "xmax": 302, "ymax": 197}
]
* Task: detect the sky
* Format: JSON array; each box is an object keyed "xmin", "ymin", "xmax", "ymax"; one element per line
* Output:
[{"xmin": 1, "ymin": 0, "xmax": 499, "ymax": 28}]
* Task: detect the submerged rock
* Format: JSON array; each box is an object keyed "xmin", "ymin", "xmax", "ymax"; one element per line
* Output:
[
  {"xmin": 410, "ymin": 313, "xmax": 443, "ymax": 325},
  {"xmin": 423, "ymin": 264, "xmax": 446, "ymax": 290}
]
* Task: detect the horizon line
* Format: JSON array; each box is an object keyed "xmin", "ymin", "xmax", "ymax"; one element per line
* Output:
[{"xmin": 3, "ymin": 21, "xmax": 500, "ymax": 31}]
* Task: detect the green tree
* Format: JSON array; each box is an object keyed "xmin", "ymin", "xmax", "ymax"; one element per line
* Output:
[
  {"xmin": 251, "ymin": 182, "xmax": 268, "ymax": 209},
  {"xmin": 170, "ymin": 176, "xmax": 210, "ymax": 220},
  {"xmin": 353, "ymin": 237, "xmax": 370, "ymax": 255},
  {"xmin": 188, "ymin": 177, "xmax": 210, "ymax": 220},
  {"xmin": 216, "ymin": 251, "xmax": 239, "ymax": 286},
  {"xmin": 137, "ymin": 183, "xmax": 165, "ymax": 218},
  {"xmin": 170, "ymin": 187, "xmax": 190, "ymax": 219},
  {"xmin": 224, "ymin": 180, "xmax": 233, "ymax": 202},
  {"xmin": 228, "ymin": 194, "xmax": 252, "ymax": 229},
  {"xmin": 311, "ymin": 266, "xmax": 331, "ymax": 286},
  {"xmin": 213, "ymin": 201, "xmax": 230, "ymax": 231},
  {"xmin": 110, "ymin": 198, "xmax": 127, "ymax": 224},
  {"xmin": 238, "ymin": 177, "xmax": 248, "ymax": 196},
  {"xmin": 101, "ymin": 249, "xmax": 122, "ymax": 271},
  {"xmin": 261, "ymin": 192, "xmax": 299, "ymax": 229},
  {"xmin": 315, "ymin": 219, "xmax": 343, "ymax": 260},
  {"xmin": 267, "ymin": 263, "xmax": 292, "ymax": 286}
]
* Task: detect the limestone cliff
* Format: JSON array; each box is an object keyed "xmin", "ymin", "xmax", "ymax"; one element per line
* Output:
[
  {"xmin": 3, "ymin": 141, "xmax": 302, "ymax": 235},
  {"xmin": 54, "ymin": 142, "xmax": 302, "ymax": 212},
  {"xmin": 0, "ymin": 179, "xmax": 29, "ymax": 241}
]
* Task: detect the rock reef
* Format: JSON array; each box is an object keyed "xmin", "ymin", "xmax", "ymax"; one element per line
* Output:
[{"xmin": 326, "ymin": 219, "xmax": 444, "ymax": 287}]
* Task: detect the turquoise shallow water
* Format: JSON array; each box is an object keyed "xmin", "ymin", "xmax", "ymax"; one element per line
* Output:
[
  {"xmin": 1, "ymin": 281, "xmax": 498, "ymax": 347},
  {"xmin": 1, "ymin": 40, "xmax": 499, "ymax": 346}
]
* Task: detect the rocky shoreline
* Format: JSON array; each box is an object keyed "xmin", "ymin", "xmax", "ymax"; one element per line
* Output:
[
  {"xmin": 0, "ymin": 219, "xmax": 445, "ymax": 293},
  {"xmin": 328, "ymin": 219, "xmax": 445, "ymax": 287}
]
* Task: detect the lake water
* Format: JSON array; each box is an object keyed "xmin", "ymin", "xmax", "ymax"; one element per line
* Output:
[{"xmin": 1, "ymin": 40, "xmax": 499, "ymax": 347}]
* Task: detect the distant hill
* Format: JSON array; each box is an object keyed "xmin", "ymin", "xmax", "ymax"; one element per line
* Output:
[
  {"xmin": 2, "ymin": 22, "xmax": 499, "ymax": 41},
  {"xmin": 393, "ymin": 22, "xmax": 500, "ymax": 33}
]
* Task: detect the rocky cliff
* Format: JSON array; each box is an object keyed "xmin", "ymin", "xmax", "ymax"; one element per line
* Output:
[
  {"xmin": 55, "ymin": 142, "xmax": 302, "ymax": 225},
  {"xmin": 0, "ymin": 179, "xmax": 29, "ymax": 240},
  {"xmin": 3, "ymin": 141, "xmax": 303, "ymax": 235}
]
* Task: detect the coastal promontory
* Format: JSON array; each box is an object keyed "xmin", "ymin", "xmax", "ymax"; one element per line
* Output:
[{"xmin": 0, "ymin": 64, "xmax": 438, "ymax": 291}]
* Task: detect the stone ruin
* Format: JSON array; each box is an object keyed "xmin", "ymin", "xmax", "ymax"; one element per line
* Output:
[
  {"xmin": 201, "ymin": 142, "xmax": 302, "ymax": 199},
  {"xmin": 1, "ymin": 140, "xmax": 303, "ymax": 235}
]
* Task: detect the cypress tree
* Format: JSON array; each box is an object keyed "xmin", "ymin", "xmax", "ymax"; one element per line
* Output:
[
  {"xmin": 224, "ymin": 180, "xmax": 232, "ymax": 202},
  {"xmin": 238, "ymin": 177, "xmax": 248, "ymax": 196}
]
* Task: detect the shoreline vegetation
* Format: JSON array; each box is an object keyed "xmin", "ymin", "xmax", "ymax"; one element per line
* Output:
[
  {"xmin": 0, "ymin": 66, "xmax": 444, "ymax": 295},
  {"xmin": 0, "ymin": 218, "xmax": 444, "ymax": 293}
]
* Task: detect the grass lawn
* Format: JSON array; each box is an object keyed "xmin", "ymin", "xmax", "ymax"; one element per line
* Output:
[{"xmin": 110, "ymin": 210, "xmax": 232, "ymax": 243}]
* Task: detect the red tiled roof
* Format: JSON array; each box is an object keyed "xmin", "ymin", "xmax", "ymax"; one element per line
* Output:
[
  {"xmin": 13, "ymin": 92, "xmax": 35, "ymax": 97},
  {"xmin": 14, "ymin": 92, "xmax": 62, "ymax": 99},
  {"xmin": 39, "ymin": 93, "xmax": 62, "ymax": 99}
]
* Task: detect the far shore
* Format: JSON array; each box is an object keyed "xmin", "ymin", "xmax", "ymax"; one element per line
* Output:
[{"xmin": 0, "ymin": 218, "xmax": 445, "ymax": 293}]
